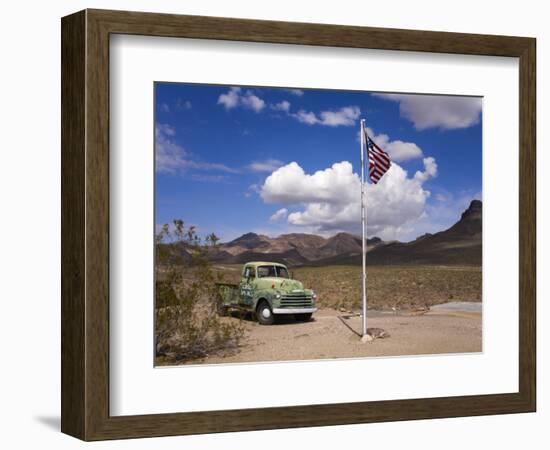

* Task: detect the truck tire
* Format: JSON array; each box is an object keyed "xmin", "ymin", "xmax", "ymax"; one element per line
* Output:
[
  {"xmin": 256, "ymin": 301, "xmax": 275, "ymax": 325},
  {"xmin": 294, "ymin": 313, "xmax": 312, "ymax": 322}
]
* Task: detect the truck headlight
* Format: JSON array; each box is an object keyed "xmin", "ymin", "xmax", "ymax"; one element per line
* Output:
[
  {"xmin": 312, "ymin": 292, "xmax": 317, "ymax": 300},
  {"xmin": 275, "ymin": 293, "xmax": 281, "ymax": 299}
]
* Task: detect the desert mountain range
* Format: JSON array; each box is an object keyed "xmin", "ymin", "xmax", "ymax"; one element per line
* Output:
[{"xmin": 204, "ymin": 199, "xmax": 482, "ymax": 266}]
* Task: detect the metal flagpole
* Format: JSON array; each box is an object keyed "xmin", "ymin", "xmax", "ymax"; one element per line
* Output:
[{"xmin": 360, "ymin": 119, "xmax": 369, "ymax": 340}]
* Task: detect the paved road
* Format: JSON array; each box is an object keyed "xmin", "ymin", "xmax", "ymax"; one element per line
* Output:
[{"xmin": 430, "ymin": 301, "xmax": 482, "ymax": 312}]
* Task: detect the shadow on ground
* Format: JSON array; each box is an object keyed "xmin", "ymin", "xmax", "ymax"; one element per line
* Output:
[
  {"xmin": 229, "ymin": 311, "xmax": 316, "ymax": 326},
  {"xmin": 34, "ymin": 416, "xmax": 60, "ymax": 431}
]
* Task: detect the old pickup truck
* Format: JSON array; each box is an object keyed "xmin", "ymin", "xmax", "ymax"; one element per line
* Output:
[{"xmin": 217, "ymin": 262, "xmax": 317, "ymax": 325}]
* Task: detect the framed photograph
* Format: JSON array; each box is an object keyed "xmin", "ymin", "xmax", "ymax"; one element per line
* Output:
[{"xmin": 61, "ymin": 9, "xmax": 536, "ymax": 440}]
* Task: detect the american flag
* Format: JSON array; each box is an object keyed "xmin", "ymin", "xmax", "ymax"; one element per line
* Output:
[{"xmin": 366, "ymin": 133, "xmax": 391, "ymax": 184}]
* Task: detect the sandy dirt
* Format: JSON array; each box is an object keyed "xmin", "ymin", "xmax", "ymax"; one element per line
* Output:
[{"xmin": 189, "ymin": 304, "xmax": 482, "ymax": 365}]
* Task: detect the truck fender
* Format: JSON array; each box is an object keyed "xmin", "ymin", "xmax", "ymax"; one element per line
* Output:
[{"xmin": 254, "ymin": 297, "xmax": 271, "ymax": 311}]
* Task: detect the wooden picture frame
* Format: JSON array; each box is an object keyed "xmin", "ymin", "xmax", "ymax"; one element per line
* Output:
[{"xmin": 61, "ymin": 9, "xmax": 536, "ymax": 441}]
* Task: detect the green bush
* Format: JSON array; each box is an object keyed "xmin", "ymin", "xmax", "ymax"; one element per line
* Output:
[{"xmin": 155, "ymin": 220, "xmax": 245, "ymax": 362}]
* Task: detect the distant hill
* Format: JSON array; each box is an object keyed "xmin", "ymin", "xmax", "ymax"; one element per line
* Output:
[
  {"xmin": 163, "ymin": 200, "xmax": 482, "ymax": 267},
  {"xmin": 365, "ymin": 200, "xmax": 482, "ymax": 266},
  {"xmin": 208, "ymin": 231, "xmax": 384, "ymax": 266}
]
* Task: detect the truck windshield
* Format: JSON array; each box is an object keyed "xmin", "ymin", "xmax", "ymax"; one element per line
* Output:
[
  {"xmin": 277, "ymin": 267, "xmax": 290, "ymax": 278},
  {"xmin": 257, "ymin": 266, "xmax": 290, "ymax": 278}
]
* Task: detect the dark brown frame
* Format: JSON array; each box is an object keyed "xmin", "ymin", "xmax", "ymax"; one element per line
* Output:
[{"xmin": 61, "ymin": 9, "xmax": 536, "ymax": 441}]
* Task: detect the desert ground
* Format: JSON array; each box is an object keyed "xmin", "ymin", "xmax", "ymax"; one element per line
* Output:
[
  {"xmin": 156, "ymin": 264, "xmax": 482, "ymax": 366},
  {"xmin": 160, "ymin": 304, "xmax": 481, "ymax": 365}
]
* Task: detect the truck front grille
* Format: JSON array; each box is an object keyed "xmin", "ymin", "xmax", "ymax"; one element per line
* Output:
[{"xmin": 280, "ymin": 294, "xmax": 313, "ymax": 308}]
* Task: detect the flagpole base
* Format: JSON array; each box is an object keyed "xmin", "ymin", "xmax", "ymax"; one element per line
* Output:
[{"xmin": 361, "ymin": 334, "xmax": 374, "ymax": 343}]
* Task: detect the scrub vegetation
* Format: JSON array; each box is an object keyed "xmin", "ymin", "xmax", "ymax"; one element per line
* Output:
[{"xmin": 155, "ymin": 220, "xmax": 245, "ymax": 364}]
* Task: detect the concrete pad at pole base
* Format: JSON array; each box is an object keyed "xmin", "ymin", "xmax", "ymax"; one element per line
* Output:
[{"xmin": 361, "ymin": 334, "xmax": 374, "ymax": 343}]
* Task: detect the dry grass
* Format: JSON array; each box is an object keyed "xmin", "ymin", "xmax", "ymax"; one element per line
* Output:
[
  {"xmin": 211, "ymin": 264, "xmax": 481, "ymax": 310},
  {"xmin": 209, "ymin": 263, "xmax": 481, "ymax": 311},
  {"xmin": 293, "ymin": 265, "xmax": 481, "ymax": 311}
]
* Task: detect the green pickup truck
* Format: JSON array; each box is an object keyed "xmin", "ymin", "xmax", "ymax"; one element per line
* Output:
[{"xmin": 217, "ymin": 262, "xmax": 317, "ymax": 325}]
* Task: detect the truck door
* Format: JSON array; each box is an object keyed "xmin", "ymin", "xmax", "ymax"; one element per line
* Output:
[{"xmin": 239, "ymin": 266, "xmax": 255, "ymax": 306}]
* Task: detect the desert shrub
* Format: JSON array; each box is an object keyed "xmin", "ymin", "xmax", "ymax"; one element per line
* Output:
[{"xmin": 155, "ymin": 220, "xmax": 245, "ymax": 362}]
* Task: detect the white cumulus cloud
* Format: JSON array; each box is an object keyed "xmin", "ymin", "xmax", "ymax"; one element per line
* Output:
[
  {"xmin": 365, "ymin": 127, "xmax": 424, "ymax": 162},
  {"xmin": 241, "ymin": 93, "xmax": 265, "ymax": 112},
  {"xmin": 217, "ymin": 87, "xmax": 241, "ymax": 109},
  {"xmin": 374, "ymin": 93, "xmax": 482, "ymax": 130},
  {"xmin": 217, "ymin": 87, "xmax": 265, "ymax": 112},
  {"xmin": 270, "ymin": 208, "xmax": 289, "ymax": 222},
  {"xmin": 260, "ymin": 159, "xmax": 438, "ymax": 240},
  {"xmin": 293, "ymin": 110, "xmax": 318, "ymax": 125},
  {"xmin": 271, "ymin": 100, "xmax": 291, "ymax": 112},
  {"xmin": 261, "ymin": 161, "xmax": 358, "ymax": 205},
  {"xmin": 292, "ymin": 106, "xmax": 360, "ymax": 127},
  {"xmin": 414, "ymin": 157, "xmax": 438, "ymax": 183}
]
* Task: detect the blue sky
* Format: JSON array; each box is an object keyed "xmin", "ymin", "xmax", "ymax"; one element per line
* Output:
[{"xmin": 155, "ymin": 83, "xmax": 482, "ymax": 243}]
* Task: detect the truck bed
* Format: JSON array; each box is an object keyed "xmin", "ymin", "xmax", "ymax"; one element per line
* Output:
[{"xmin": 216, "ymin": 282, "xmax": 240, "ymax": 305}]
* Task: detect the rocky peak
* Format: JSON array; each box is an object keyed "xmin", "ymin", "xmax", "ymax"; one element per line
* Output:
[
  {"xmin": 227, "ymin": 232, "xmax": 269, "ymax": 248},
  {"xmin": 367, "ymin": 236, "xmax": 382, "ymax": 246},
  {"xmin": 460, "ymin": 199, "xmax": 482, "ymax": 221}
]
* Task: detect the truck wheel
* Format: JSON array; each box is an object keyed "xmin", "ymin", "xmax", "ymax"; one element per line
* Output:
[
  {"xmin": 294, "ymin": 313, "xmax": 312, "ymax": 322},
  {"xmin": 256, "ymin": 301, "xmax": 275, "ymax": 325}
]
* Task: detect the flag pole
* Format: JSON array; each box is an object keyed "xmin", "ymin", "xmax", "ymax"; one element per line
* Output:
[{"xmin": 360, "ymin": 119, "xmax": 369, "ymax": 341}]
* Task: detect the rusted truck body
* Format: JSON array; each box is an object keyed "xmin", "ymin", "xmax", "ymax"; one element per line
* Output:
[{"xmin": 217, "ymin": 262, "xmax": 317, "ymax": 325}]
